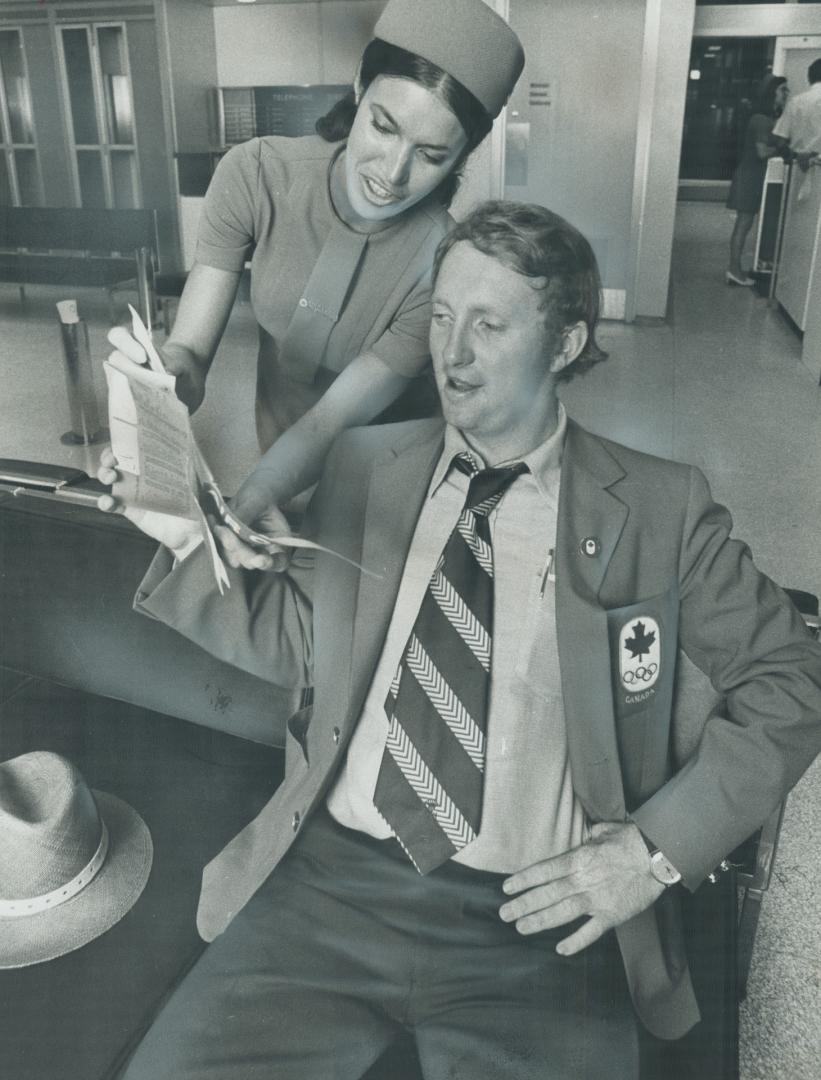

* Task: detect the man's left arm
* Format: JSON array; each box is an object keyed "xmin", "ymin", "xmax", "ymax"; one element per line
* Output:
[
  {"xmin": 501, "ymin": 466, "xmax": 821, "ymax": 951},
  {"xmin": 631, "ymin": 465, "xmax": 821, "ymax": 883}
]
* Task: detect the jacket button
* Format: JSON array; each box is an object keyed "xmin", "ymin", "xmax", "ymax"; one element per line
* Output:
[
  {"xmin": 332, "ymin": 727, "xmax": 340, "ymax": 744},
  {"xmin": 292, "ymin": 811, "xmax": 301, "ymax": 831}
]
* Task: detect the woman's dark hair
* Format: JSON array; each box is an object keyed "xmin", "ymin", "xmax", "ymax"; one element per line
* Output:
[
  {"xmin": 433, "ymin": 200, "xmax": 608, "ymax": 380},
  {"xmin": 753, "ymin": 74, "xmax": 787, "ymax": 118},
  {"xmin": 316, "ymin": 38, "xmax": 493, "ymax": 207}
]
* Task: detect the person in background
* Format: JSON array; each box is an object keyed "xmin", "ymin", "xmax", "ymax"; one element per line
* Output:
[
  {"xmin": 99, "ymin": 200, "xmax": 821, "ymax": 1079},
  {"xmin": 772, "ymin": 57, "xmax": 821, "ymax": 173},
  {"xmin": 726, "ymin": 74, "xmax": 788, "ymax": 287},
  {"xmin": 108, "ymin": 0, "xmax": 523, "ymax": 559}
]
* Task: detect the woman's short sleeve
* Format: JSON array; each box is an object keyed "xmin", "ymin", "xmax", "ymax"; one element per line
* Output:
[
  {"xmin": 368, "ymin": 274, "xmax": 434, "ymax": 379},
  {"xmin": 195, "ymin": 140, "xmax": 263, "ymax": 272}
]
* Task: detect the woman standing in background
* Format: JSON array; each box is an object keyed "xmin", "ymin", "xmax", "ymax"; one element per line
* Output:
[
  {"xmin": 726, "ymin": 74, "xmax": 788, "ymax": 286},
  {"xmin": 107, "ymin": 0, "xmax": 523, "ymax": 564}
]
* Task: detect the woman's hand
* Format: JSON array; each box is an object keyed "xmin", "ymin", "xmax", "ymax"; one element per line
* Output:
[
  {"xmin": 105, "ymin": 262, "xmax": 243, "ymax": 416},
  {"xmin": 107, "ymin": 325, "xmax": 151, "ymax": 368},
  {"xmin": 214, "ymin": 350, "xmax": 409, "ymax": 573},
  {"xmin": 106, "ymin": 324, "xmax": 208, "ymax": 412},
  {"xmin": 97, "ymin": 448, "xmax": 201, "ymax": 555}
]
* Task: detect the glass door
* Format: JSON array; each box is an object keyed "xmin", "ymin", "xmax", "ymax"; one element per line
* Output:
[
  {"xmin": 58, "ymin": 21, "xmax": 140, "ymax": 209},
  {"xmin": 0, "ymin": 28, "xmax": 42, "ymax": 206}
]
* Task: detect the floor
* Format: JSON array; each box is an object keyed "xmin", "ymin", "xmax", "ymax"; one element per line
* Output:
[{"xmin": 1, "ymin": 200, "xmax": 819, "ymax": 1078}]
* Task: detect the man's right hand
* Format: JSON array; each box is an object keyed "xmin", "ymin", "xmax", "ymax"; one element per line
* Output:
[{"xmin": 97, "ymin": 448, "xmax": 201, "ymax": 556}]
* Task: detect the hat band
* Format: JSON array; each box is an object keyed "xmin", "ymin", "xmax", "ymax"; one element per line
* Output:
[{"xmin": 0, "ymin": 822, "xmax": 110, "ymax": 918}]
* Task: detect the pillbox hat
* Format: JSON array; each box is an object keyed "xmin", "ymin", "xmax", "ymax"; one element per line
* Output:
[{"xmin": 374, "ymin": 0, "xmax": 524, "ymax": 119}]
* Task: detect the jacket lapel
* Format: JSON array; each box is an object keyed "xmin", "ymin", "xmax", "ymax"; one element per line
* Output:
[
  {"xmin": 556, "ymin": 422, "xmax": 630, "ymax": 821},
  {"xmin": 345, "ymin": 424, "xmax": 445, "ymax": 728}
]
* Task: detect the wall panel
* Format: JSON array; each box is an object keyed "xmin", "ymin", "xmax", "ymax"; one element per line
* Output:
[{"xmin": 505, "ymin": 0, "xmax": 644, "ymax": 295}]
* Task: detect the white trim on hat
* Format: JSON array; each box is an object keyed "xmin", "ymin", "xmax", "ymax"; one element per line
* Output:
[
  {"xmin": 0, "ymin": 750, "xmax": 154, "ymax": 970},
  {"xmin": 0, "ymin": 822, "xmax": 110, "ymax": 918}
]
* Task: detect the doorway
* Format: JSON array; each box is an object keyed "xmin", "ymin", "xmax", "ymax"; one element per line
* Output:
[{"xmin": 774, "ymin": 35, "xmax": 821, "ymax": 92}]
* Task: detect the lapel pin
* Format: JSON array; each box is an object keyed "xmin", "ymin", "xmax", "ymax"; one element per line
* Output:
[{"xmin": 579, "ymin": 536, "xmax": 600, "ymax": 557}]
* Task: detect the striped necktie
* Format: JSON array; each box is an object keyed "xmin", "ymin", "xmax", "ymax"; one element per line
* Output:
[{"xmin": 373, "ymin": 452, "xmax": 527, "ymax": 873}]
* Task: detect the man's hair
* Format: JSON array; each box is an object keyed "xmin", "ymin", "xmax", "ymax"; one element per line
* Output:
[
  {"xmin": 433, "ymin": 200, "xmax": 607, "ymax": 380},
  {"xmin": 808, "ymin": 58, "xmax": 821, "ymax": 85}
]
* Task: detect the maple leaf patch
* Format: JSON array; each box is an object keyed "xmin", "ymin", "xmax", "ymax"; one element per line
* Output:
[
  {"xmin": 624, "ymin": 621, "xmax": 656, "ymax": 662},
  {"xmin": 617, "ymin": 615, "xmax": 661, "ymax": 691}
]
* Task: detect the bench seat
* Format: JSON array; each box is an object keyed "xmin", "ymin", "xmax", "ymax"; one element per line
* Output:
[{"xmin": 0, "ymin": 252, "xmax": 141, "ymax": 288}]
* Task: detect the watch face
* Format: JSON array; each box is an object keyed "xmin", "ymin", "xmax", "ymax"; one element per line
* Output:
[{"xmin": 650, "ymin": 851, "xmax": 682, "ymax": 886}]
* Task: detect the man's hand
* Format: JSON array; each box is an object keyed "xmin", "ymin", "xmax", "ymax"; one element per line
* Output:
[
  {"xmin": 499, "ymin": 822, "xmax": 666, "ymax": 955},
  {"xmin": 797, "ymin": 150, "xmax": 820, "ymax": 173},
  {"xmin": 97, "ymin": 448, "xmax": 201, "ymax": 555}
]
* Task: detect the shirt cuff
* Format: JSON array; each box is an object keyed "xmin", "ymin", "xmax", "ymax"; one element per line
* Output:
[{"xmin": 173, "ymin": 534, "xmax": 204, "ymax": 565}]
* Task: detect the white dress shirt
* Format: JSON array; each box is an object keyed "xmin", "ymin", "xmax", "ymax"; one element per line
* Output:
[
  {"xmin": 773, "ymin": 83, "xmax": 821, "ymax": 154},
  {"xmin": 326, "ymin": 404, "xmax": 588, "ymax": 873}
]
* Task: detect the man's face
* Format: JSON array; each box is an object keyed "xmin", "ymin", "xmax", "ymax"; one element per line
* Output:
[{"xmin": 430, "ymin": 241, "xmax": 563, "ymax": 461}]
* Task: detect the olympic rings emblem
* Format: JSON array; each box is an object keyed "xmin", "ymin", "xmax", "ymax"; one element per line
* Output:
[{"xmin": 623, "ymin": 663, "xmax": 658, "ymax": 685}]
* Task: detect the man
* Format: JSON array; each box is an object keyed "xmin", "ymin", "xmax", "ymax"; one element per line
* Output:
[
  {"xmin": 101, "ymin": 201, "xmax": 821, "ymax": 1080},
  {"xmin": 772, "ymin": 57, "xmax": 821, "ymax": 171}
]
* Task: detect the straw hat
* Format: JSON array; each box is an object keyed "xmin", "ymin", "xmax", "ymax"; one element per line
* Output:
[
  {"xmin": 374, "ymin": 0, "xmax": 525, "ymax": 120},
  {"xmin": 0, "ymin": 751, "xmax": 153, "ymax": 968}
]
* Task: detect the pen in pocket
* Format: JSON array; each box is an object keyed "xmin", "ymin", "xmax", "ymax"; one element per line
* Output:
[{"xmin": 540, "ymin": 548, "xmax": 555, "ymax": 598}]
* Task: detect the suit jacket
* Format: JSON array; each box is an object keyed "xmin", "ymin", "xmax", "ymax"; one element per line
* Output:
[{"xmin": 136, "ymin": 417, "xmax": 821, "ymax": 1039}]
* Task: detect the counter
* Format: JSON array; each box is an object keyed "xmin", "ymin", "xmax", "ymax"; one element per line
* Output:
[{"xmin": 773, "ymin": 162, "xmax": 821, "ymax": 380}]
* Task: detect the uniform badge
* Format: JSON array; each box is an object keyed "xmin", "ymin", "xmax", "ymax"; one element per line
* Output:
[
  {"xmin": 579, "ymin": 536, "xmax": 600, "ymax": 557},
  {"xmin": 618, "ymin": 616, "xmax": 661, "ymax": 692}
]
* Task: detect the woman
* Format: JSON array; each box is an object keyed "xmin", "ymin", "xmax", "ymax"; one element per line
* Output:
[
  {"xmin": 107, "ymin": 0, "xmax": 523, "ymax": 564},
  {"xmin": 726, "ymin": 74, "xmax": 788, "ymax": 286}
]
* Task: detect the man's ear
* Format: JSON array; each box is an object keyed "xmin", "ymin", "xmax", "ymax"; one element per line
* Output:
[{"xmin": 549, "ymin": 321, "xmax": 588, "ymax": 375}]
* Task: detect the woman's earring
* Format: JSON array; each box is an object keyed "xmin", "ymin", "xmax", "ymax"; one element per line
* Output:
[{"xmin": 353, "ymin": 63, "xmax": 363, "ymax": 106}]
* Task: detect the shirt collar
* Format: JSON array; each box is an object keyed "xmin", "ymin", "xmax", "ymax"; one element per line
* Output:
[{"xmin": 430, "ymin": 402, "xmax": 568, "ymax": 503}]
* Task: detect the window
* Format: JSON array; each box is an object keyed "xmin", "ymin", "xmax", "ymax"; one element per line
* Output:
[
  {"xmin": 0, "ymin": 28, "xmax": 41, "ymax": 206},
  {"xmin": 58, "ymin": 22, "xmax": 139, "ymax": 208}
]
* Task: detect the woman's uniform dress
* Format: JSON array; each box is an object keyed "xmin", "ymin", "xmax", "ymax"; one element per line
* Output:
[
  {"xmin": 727, "ymin": 113, "xmax": 774, "ymax": 215},
  {"xmin": 197, "ymin": 135, "xmax": 451, "ymax": 450}
]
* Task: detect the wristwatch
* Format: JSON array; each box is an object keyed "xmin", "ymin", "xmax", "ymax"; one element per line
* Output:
[
  {"xmin": 647, "ymin": 848, "xmax": 682, "ymax": 887},
  {"xmin": 635, "ymin": 826, "xmax": 682, "ymax": 887}
]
